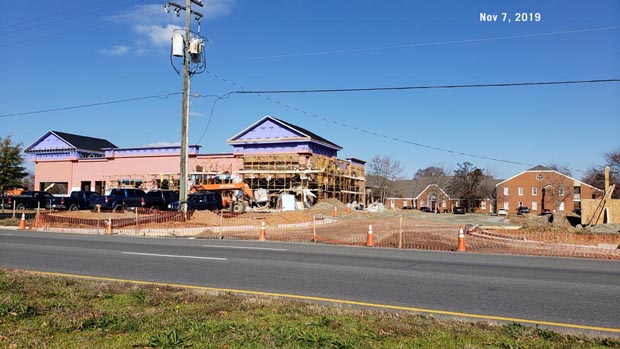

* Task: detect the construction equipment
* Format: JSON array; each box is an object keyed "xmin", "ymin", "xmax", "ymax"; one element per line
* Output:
[{"xmin": 190, "ymin": 182, "xmax": 268, "ymax": 213}]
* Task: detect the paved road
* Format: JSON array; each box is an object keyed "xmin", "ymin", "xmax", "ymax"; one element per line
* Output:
[{"xmin": 1, "ymin": 229, "xmax": 618, "ymax": 333}]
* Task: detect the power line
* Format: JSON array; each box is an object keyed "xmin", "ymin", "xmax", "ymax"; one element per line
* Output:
[
  {"xmin": 0, "ymin": 0, "xmax": 118, "ymax": 31},
  {"xmin": 0, "ymin": 1, "xmax": 122, "ymax": 37},
  {"xmin": 237, "ymin": 26, "xmax": 618, "ymax": 60},
  {"xmin": 0, "ymin": 92, "xmax": 181, "ymax": 118},
  {"xmin": 233, "ymin": 79, "xmax": 620, "ymax": 95},
  {"xmin": 205, "ymin": 71, "xmax": 619, "ymax": 171},
  {"xmin": 0, "ymin": 5, "xmax": 163, "ymax": 48},
  {"xmin": 3, "ymin": 78, "xmax": 618, "ymax": 118}
]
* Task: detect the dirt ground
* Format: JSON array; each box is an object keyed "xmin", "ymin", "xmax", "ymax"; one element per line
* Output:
[{"xmin": 17, "ymin": 199, "xmax": 620, "ymax": 249}]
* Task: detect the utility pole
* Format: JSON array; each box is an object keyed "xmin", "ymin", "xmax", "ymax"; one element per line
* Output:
[{"xmin": 165, "ymin": 0, "xmax": 204, "ymax": 214}]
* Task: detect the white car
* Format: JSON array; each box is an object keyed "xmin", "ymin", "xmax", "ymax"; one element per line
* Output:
[{"xmin": 497, "ymin": 208, "xmax": 508, "ymax": 216}]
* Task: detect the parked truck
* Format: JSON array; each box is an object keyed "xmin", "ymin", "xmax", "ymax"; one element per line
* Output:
[
  {"xmin": 89, "ymin": 188, "xmax": 146, "ymax": 211},
  {"xmin": 144, "ymin": 190, "xmax": 179, "ymax": 210},
  {"xmin": 50, "ymin": 191, "xmax": 101, "ymax": 211},
  {"xmin": 4, "ymin": 191, "xmax": 55, "ymax": 210}
]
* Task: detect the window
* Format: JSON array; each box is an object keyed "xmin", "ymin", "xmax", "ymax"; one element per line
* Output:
[
  {"xmin": 559, "ymin": 202, "xmax": 565, "ymax": 211},
  {"xmin": 503, "ymin": 201, "xmax": 509, "ymax": 209},
  {"xmin": 481, "ymin": 201, "xmax": 486, "ymax": 209},
  {"xmin": 536, "ymin": 174, "xmax": 543, "ymax": 181},
  {"xmin": 442, "ymin": 200, "xmax": 446, "ymax": 208},
  {"xmin": 518, "ymin": 187, "xmax": 524, "ymax": 196},
  {"xmin": 532, "ymin": 187, "xmax": 537, "ymax": 196},
  {"xmin": 503, "ymin": 187, "xmax": 509, "ymax": 196},
  {"xmin": 558, "ymin": 187, "xmax": 565, "ymax": 197},
  {"xmin": 532, "ymin": 202, "xmax": 537, "ymax": 210}
]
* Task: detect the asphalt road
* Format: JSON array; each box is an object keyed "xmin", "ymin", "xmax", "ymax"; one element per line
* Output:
[{"xmin": 1, "ymin": 229, "xmax": 619, "ymax": 334}]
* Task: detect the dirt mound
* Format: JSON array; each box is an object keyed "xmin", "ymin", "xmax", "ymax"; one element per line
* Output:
[
  {"xmin": 309, "ymin": 198, "xmax": 349, "ymax": 214},
  {"xmin": 187, "ymin": 210, "xmax": 313, "ymax": 226}
]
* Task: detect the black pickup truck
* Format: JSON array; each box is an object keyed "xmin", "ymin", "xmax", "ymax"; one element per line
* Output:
[
  {"xmin": 4, "ymin": 191, "xmax": 55, "ymax": 210},
  {"xmin": 144, "ymin": 190, "xmax": 179, "ymax": 210},
  {"xmin": 50, "ymin": 191, "xmax": 101, "ymax": 211},
  {"xmin": 89, "ymin": 188, "xmax": 146, "ymax": 211}
]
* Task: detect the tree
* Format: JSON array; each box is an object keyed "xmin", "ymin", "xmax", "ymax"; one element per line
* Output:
[
  {"xmin": 447, "ymin": 162, "xmax": 485, "ymax": 212},
  {"xmin": 546, "ymin": 163, "xmax": 572, "ymax": 177},
  {"xmin": 0, "ymin": 135, "xmax": 27, "ymax": 194},
  {"xmin": 583, "ymin": 147, "xmax": 620, "ymax": 198},
  {"xmin": 366, "ymin": 155, "xmax": 403, "ymax": 203},
  {"xmin": 413, "ymin": 166, "xmax": 447, "ymax": 180}
]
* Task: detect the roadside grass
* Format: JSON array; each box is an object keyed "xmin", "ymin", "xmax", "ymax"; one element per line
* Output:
[
  {"xmin": 1, "ymin": 269, "xmax": 618, "ymax": 349},
  {"xmin": 0, "ymin": 218, "xmax": 21, "ymax": 226}
]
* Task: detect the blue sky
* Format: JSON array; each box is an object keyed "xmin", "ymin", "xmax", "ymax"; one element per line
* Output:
[{"xmin": 1, "ymin": 0, "xmax": 618, "ymax": 180}]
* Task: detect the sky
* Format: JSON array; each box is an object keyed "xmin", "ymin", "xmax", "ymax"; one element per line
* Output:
[{"xmin": 1, "ymin": 0, "xmax": 619, "ymax": 180}]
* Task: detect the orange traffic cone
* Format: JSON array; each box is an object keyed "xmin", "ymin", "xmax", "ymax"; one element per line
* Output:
[
  {"xmin": 258, "ymin": 222, "xmax": 266, "ymax": 241},
  {"xmin": 333, "ymin": 206, "xmax": 338, "ymax": 217},
  {"xmin": 457, "ymin": 227, "xmax": 466, "ymax": 252},
  {"xmin": 366, "ymin": 225, "xmax": 375, "ymax": 247},
  {"xmin": 18, "ymin": 213, "xmax": 26, "ymax": 230},
  {"xmin": 106, "ymin": 218, "xmax": 112, "ymax": 235},
  {"xmin": 346, "ymin": 206, "xmax": 351, "ymax": 213}
]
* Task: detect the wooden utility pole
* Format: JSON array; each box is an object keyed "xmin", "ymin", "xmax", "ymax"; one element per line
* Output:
[{"xmin": 165, "ymin": 0, "xmax": 203, "ymax": 214}]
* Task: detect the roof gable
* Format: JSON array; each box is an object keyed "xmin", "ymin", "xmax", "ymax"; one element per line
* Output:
[
  {"xmin": 227, "ymin": 115, "xmax": 342, "ymax": 150},
  {"xmin": 415, "ymin": 184, "xmax": 451, "ymax": 200},
  {"xmin": 495, "ymin": 165, "xmax": 602, "ymax": 191},
  {"xmin": 25, "ymin": 130, "xmax": 117, "ymax": 153}
]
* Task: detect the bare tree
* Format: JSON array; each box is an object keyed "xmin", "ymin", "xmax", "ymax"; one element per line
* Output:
[
  {"xmin": 583, "ymin": 147, "xmax": 620, "ymax": 198},
  {"xmin": 540, "ymin": 173, "xmax": 574, "ymax": 212},
  {"xmin": 367, "ymin": 155, "xmax": 403, "ymax": 203},
  {"xmin": 413, "ymin": 166, "xmax": 447, "ymax": 179},
  {"xmin": 546, "ymin": 163, "xmax": 573, "ymax": 177},
  {"xmin": 447, "ymin": 162, "xmax": 485, "ymax": 212}
]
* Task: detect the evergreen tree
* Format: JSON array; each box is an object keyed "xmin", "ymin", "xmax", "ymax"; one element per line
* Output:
[{"xmin": 0, "ymin": 135, "xmax": 27, "ymax": 193}]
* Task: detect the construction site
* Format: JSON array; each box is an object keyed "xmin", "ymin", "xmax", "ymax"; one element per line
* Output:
[{"xmin": 24, "ymin": 116, "xmax": 367, "ymax": 211}]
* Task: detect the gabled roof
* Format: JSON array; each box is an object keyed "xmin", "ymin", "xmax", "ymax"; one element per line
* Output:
[
  {"xmin": 495, "ymin": 165, "xmax": 602, "ymax": 191},
  {"xmin": 391, "ymin": 177, "xmax": 453, "ymax": 198},
  {"xmin": 415, "ymin": 184, "xmax": 451, "ymax": 200},
  {"xmin": 227, "ymin": 115, "xmax": 342, "ymax": 150},
  {"xmin": 25, "ymin": 130, "xmax": 117, "ymax": 153}
]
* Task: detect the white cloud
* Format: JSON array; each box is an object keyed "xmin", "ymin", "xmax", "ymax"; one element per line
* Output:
[
  {"xmin": 134, "ymin": 24, "xmax": 183, "ymax": 47},
  {"xmin": 103, "ymin": 1, "xmax": 234, "ymax": 55},
  {"xmin": 98, "ymin": 45, "xmax": 131, "ymax": 56},
  {"xmin": 201, "ymin": 0, "xmax": 236, "ymax": 19}
]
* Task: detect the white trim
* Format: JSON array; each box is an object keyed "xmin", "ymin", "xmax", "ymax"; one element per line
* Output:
[
  {"xmin": 414, "ymin": 184, "xmax": 452, "ymax": 200},
  {"xmin": 226, "ymin": 115, "xmax": 342, "ymax": 150}
]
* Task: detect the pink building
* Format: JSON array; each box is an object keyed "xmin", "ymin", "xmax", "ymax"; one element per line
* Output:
[{"xmin": 25, "ymin": 116, "xmax": 366, "ymax": 204}]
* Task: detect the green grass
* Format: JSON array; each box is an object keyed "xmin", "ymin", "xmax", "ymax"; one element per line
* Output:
[{"xmin": 0, "ymin": 269, "xmax": 618, "ymax": 348}]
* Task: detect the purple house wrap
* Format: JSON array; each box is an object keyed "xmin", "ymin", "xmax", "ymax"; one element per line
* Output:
[{"xmin": 227, "ymin": 115, "xmax": 342, "ymax": 157}]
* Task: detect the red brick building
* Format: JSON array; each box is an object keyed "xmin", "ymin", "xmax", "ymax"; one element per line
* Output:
[{"xmin": 495, "ymin": 165, "xmax": 602, "ymax": 214}]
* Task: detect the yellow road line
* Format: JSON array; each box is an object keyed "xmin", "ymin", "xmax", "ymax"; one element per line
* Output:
[{"xmin": 23, "ymin": 270, "xmax": 620, "ymax": 334}]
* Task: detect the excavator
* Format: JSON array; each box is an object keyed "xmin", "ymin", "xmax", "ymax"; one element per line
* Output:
[{"xmin": 189, "ymin": 182, "xmax": 266, "ymax": 213}]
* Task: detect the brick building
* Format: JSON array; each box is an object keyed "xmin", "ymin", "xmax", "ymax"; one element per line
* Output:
[{"xmin": 495, "ymin": 165, "xmax": 602, "ymax": 214}]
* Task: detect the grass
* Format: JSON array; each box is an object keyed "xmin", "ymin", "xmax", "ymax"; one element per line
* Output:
[{"xmin": 0, "ymin": 269, "xmax": 618, "ymax": 349}]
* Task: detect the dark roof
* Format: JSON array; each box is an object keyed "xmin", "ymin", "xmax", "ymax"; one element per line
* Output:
[
  {"xmin": 271, "ymin": 117, "xmax": 341, "ymax": 149},
  {"xmin": 52, "ymin": 131, "xmax": 117, "ymax": 151},
  {"xmin": 527, "ymin": 165, "xmax": 552, "ymax": 171}
]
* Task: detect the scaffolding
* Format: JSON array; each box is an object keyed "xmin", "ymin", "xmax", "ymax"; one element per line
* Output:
[{"xmin": 237, "ymin": 154, "xmax": 366, "ymax": 206}]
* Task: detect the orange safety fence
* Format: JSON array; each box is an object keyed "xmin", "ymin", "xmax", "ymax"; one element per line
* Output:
[{"xmin": 27, "ymin": 210, "xmax": 620, "ymax": 260}]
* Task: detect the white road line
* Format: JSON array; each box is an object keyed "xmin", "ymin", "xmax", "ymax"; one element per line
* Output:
[
  {"xmin": 122, "ymin": 252, "xmax": 227, "ymax": 261},
  {"xmin": 0, "ymin": 234, "xmax": 14, "ymax": 236},
  {"xmin": 202, "ymin": 245, "xmax": 288, "ymax": 251}
]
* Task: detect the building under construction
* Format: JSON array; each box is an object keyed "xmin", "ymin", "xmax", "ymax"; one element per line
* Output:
[{"xmin": 25, "ymin": 115, "xmax": 366, "ymax": 208}]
